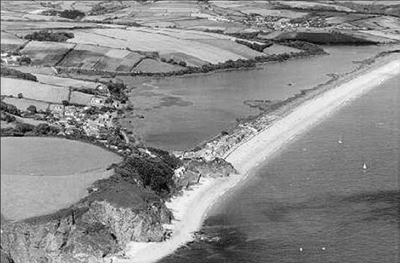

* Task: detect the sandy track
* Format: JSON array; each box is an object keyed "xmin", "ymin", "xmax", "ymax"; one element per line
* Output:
[{"xmin": 114, "ymin": 56, "xmax": 400, "ymax": 263}]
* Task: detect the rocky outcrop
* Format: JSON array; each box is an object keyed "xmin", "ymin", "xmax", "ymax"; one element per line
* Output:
[
  {"xmin": 1, "ymin": 199, "xmax": 170, "ymax": 263},
  {"xmin": 0, "ymin": 147, "xmax": 235, "ymax": 263},
  {"xmin": 172, "ymin": 157, "xmax": 237, "ymax": 189}
]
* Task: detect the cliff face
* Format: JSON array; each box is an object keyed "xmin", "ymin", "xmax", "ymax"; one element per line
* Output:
[
  {"xmin": 1, "ymin": 199, "xmax": 170, "ymax": 263},
  {"xmin": 0, "ymin": 149, "xmax": 233, "ymax": 263}
]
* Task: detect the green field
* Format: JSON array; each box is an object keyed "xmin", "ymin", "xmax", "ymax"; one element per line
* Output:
[
  {"xmin": 1, "ymin": 77, "xmax": 70, "ymax": 103},
  {"xmin": 1, "ymin": 137, "xmax": 122, "ymax": 220}
]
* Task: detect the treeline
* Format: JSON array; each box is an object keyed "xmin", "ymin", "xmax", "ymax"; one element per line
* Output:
[
  {"xmin": 235, "ymin": 39, "xmax": 273, "ymax": 52},
  {"xmin": 280, "ymin": 32, "xmax": 377, "ymax": 45},
  {"xmin": 0, "ymin": 67, "xmax": 37, "ymax": 81},
  {"xmin": 24, "ymin": 30, "xmax": 74, "ymax": 42},
  {"xmin": 275, "ymin": 39, "xmax": 327, "ymax": 54},
  {"xmin": 1, "ymin": 101, "xmax": 21, "ymax": 116},
  {"xmin": 59, "ymin": 10, "xmax": 85, "ymax": 19},
  {"xmin": 1, "ymin": 123, "xmax": 60, "ymax": 137}
]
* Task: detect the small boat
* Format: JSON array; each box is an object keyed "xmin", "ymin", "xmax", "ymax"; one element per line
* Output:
[
  {"xmin": 338, "ymin": 139, "xmax": 343, "ymax": 144},
  {"xmin": 363, "ymin": 163, "xmax": 367, "ymax": 170}
]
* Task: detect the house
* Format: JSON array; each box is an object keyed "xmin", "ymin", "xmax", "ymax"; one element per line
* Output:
[
  {"xmin": 90, "ymin": 96, "xmax": 106, "ymax": 107},
  {"xmin": 112, "ymin": 100, "xmax": 122, "ymax": 109},
  {"xmin": 95, "ymin": 84, "xmax": 109, "ymax": 95},
  {"xmin": 49, "ymin": 104, "xmax": 64, "ymax": 117},
  {"xmin": 64, "ymin": 106, "xmax": 77, "ymax": 117}
]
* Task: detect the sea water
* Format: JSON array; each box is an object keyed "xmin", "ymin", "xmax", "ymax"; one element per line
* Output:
[
  {"xmin": 158, "ymin": 75, "xmax": 400, "ymax": 262},
  {"xmin": 126, "ymin": 45, "xmax": 399, "ymax": 151}
]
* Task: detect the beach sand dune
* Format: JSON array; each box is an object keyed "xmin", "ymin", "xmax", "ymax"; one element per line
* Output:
[{"xmin": 115, "ymin": 56, "xmax": 400, "ymax": 263}]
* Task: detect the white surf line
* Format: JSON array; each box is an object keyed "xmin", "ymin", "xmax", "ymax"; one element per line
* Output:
[{"xmin": 114, "ymin": 58, "xmax": 400, "ymax": 263}]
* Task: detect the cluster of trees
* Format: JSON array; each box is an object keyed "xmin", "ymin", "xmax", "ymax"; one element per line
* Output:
[
  {"xmin": 1, "ymin": 67, "xmax": 37, "ymax": 81},
  {"xmin": 114, "ymin": 152, "xmax": 181, "ymax": 197},
  {"xmin": 276, "ymin": 40, "xmax": 326, "ymax": 54},
  {"xmin": 59, "ymin": 10, "xmax": 85, "ymax": 19},
  {"xmin": 1, "ymin": 101, "xmax": 21, "ymax": 116},
  {"xmin": 1, "ymin": 113, "xmax": 16, "ymax": 123},
  {"xmin": 290, "ymin": 32, "xmax": 376, "ymax": 45},
  {"xmin": 89, "ymin": 2, "xmax": 127, "ymax": 16},
  {"xmin": 160, "ymin": 57, "xmax": 187, "ymax": 67},
  {"xmin": 106, "ymin": 81, "xmax": 128, "ymax": 103},
  {"xmin": 235, "ymin": 39, "xmax": 273, "ymax": 52},
  {"xmin": 24, "ymin": 30, "xmax": 74, "ymax": 42},
  {"xmin": 229, "ymin": 32, "xmax": 260, "ymax": 40},
  {"xmin": 1, "ymin": 123, "xmax": 60, "ymax": 137}
]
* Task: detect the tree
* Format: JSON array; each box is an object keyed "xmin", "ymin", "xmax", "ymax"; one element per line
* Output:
[
  {"xmin": 17, "ymin": 93, "xmax": 23, "ymax": 99},
  {"xmin": 62, "ymin": 100, "xmax": 69, "ymax": 106},
  {"xmin": 27, "ymin": 105, "xmax": 37, "ymax": 113}
]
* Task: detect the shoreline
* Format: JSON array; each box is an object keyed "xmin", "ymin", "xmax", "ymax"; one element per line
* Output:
[{"xmin": 114, "ymin": 54, "xmax": 400, "ymax": 263}]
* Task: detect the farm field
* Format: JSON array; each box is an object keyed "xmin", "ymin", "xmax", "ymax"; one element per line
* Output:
[
  {"xmin": 2, "ymin": 97, "xmax": 50, "ymax": 112},
  {"xmin": 1, "ymin": 77, "xmax": 70, "ymax": 103},
  {"xmin": 59, "ymin": 43, "xmax": 144, "ymax": 72},
  {"xmin": 160, "ymin": 52, "xmax": 208, "ymax": 67},
  {"xmin": 21, "ymin": 41, "xmax": 76, "ymax": 66},
  {"xmin": 274, "ymin": 1, "xmax": 355, "ymax": 12},
  {"xmin": 69, "ymin": 91, "xmax": 94, "ymax": 105},
  {"xmin": 1, "ymin": 137, "xmax": 122, "ymax": 220},
  {"xmin": 68, "ymin": 28, "xmax": 248, "ymax": 64},
  {"xmin": 34, "ymin": 74, "xmax": 100, "ymax": 90},
  {"xmin": 263, "ymin": 44, "xmax": 302, "ymax": 55},
  {"xmin": 195, "ymin": 39, "xmax": 265, "ymax": 59},
  {"xmin": 134, "ymin": 58, "xmax": 184, "ymax": 73},
  {"xmin": 0, "ymin": 31, "xmax": 28, "ymax": 50},
  {"xmin": 0, "ymin": 21, "xmax": 103, "ymax": 33}
]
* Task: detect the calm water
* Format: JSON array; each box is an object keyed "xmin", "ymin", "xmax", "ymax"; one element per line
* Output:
[
  {"xmin": 159, "ymin": 75, "xmax": 400, "ymax": 262},
  {"xmin": 125, "ymin": 45, "xmax": 399, "ymax": 151}
]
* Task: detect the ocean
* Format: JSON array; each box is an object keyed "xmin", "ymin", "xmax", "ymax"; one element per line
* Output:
[{"xmin": 158, "ymin": 75, "xmax": 400, "ymax": 262}]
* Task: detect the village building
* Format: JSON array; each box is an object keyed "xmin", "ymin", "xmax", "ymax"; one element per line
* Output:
[
  {"xmin": 90, "ymin": 96, "xmax": 106, "ymax": 107},
  {"xmin": 49, "ymin": 104, "xmax": 64, "ymax": 118}
]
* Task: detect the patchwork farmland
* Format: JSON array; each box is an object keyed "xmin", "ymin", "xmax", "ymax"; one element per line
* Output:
[
  {"xmin": 21, "ymin": 41, "xmax": 76, "ymax": 66},
  {"xmin": 58, "ymin": 43, "xmax": 144, "ymax": 72}
]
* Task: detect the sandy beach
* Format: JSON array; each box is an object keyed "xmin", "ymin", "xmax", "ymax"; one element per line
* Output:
[{"xmin": 114, "ymin": 55, "xmax": 400, "ymax": 263}]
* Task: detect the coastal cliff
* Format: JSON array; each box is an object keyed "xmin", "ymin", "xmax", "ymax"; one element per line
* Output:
[{"xmin": 0, "ymin": 148, "xmax": 236, "ymax": 263}]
